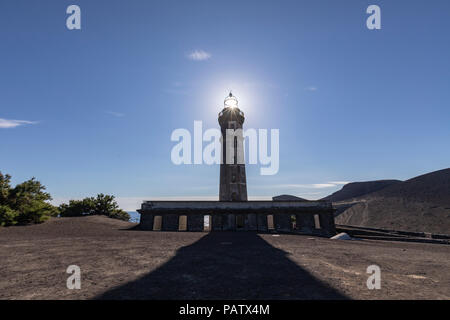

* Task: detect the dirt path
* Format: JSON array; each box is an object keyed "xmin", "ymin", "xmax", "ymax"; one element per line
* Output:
[{"xmin": 0, "ymin": 216, "xmax": 449, "ymax": 299}]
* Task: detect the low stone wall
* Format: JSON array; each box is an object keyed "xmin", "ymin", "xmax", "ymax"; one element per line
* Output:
[{"xmin": 138, "ymin": 201, "xmax": 336, "ymax": 236}]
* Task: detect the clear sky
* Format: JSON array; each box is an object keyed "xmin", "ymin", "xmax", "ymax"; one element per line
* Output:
[{"xmin": 1, "ymin": 0, "xmax": 449, "ymax": 210}]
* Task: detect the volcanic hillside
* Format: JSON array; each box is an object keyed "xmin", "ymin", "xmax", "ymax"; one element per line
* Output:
[
  {"xmin": 322, "ymin": 180, "xmax": 401, "ymax": 202},
  {"xmin": 330, "ymin": 168, "xmax": 450, "ymax": 234}
]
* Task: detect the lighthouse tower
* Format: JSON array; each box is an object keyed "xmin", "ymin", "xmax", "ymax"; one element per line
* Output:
[{"xmin": 218, "ymin": 93, "xmax": 248, "ymax": 201}]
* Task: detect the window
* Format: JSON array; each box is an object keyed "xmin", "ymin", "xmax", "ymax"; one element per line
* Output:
[
  {"xmin": 236, "ymin": 215, "xmax": 245, "ymax": 229},
  {"xmin": 314, "ymin": 214, "xmax": 321, "ymax": 229},
  {"xmin": 179, "ymin": 215, "xmax": 187, "ymax": 231},
  {"xmin": 153, "ymin": 216, "xmax": 162, "ymax": 231},
  {"xmin": 234, "ymin": 137, "xmax": 238, "ymax": 164},
  {"xmin": 291, "ymin": 215, "xmax": 297, "ymax": 230},
  {"xmin": 267, "ymin": 215, "xmax": 274, "ymax": 230},
  {"xmin": 203, "ymin": 215, "xmax": 211, "ymax": 232}
]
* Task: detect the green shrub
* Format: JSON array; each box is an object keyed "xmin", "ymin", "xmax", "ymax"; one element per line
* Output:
[
  {"xmin": 0, "ymin": 205, "xmax": 18, "ymax": 227},
  {"xmin": 0, "ymin": 172, "xmax": 59, "ymax": 226},
  {"xmin": 59, "ymin": 194, "xmax": 130, "ymax": 221}
]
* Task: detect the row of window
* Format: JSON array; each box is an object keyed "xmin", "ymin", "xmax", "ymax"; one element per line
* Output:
[{"xmin": 151, "ymin": 214, "xmax": 322, "ymax": 231}]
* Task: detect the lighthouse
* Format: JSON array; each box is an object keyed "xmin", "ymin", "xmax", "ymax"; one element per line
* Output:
[
  {"xmin": 218, "ymin": 93, "xmax": 248, "ymax": 201},
  {"xmin": 138, "ymin": 93, "xmax": 336, "ymax": 235}
]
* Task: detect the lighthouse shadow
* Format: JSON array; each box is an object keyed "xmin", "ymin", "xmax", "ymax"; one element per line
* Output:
[{"xmin": 97, "ymin": 232, "xmax": 347, "ymax": 300}]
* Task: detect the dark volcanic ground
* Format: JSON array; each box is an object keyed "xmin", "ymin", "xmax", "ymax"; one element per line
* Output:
[{"xmin": 0, "ymin": 216, "xmax": 449, "ymax": 300}]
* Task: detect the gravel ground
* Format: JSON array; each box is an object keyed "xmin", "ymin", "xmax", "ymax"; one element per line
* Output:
[{"xmin": 0, "ymin": 216, "xmax": 449, "ymax": 300}]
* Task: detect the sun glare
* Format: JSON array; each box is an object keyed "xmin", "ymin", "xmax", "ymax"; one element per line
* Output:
[
  {"xmin": 201, "ymin": 75, "xmax": 262, "ymax": 118},
  {"xmin": 224, "ymin": 93, "xmax": 238, "ymax": 109}
]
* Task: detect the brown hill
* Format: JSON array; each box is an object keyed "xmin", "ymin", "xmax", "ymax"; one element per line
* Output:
[
  {"xmin": 334, "ymin": 168, "xmax": 450, "ymax": 234},
  {"xmin": 322, "ymin": 180, "xmax": 401, "ymax": 202},
  {"xmin": 273, "ymin": 194, "xmax": 308, "ymax": 201},
  {"xmin": 373, "ymin": 168, "xmax": 450, "ymax": 205}
]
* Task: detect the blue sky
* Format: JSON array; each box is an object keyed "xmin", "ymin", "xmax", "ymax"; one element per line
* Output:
[{"xmin": 1, "ymin": 0, "xmax": 449, "ymax": 210}]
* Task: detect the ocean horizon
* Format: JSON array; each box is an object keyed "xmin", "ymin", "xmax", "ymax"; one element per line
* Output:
[{"xmin": 128, "ymin": 211, "xmax": 140, "ymax": 223}]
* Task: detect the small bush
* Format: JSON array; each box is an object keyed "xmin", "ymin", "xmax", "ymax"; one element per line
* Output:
[
  {"xmin": 0, "ymin": 205, "xmax": 18, "ymax": 227},
  {"xmin": 59, "ymin": 194, "xmax": 130, "ymax": 221}
]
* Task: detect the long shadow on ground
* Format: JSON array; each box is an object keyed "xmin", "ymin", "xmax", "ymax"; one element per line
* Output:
[{"xmin": 97, "ymin": 232, "xmax": 347, "ymax": 299}]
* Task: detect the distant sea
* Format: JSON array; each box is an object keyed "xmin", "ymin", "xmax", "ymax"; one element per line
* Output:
[{"xmin": 128, "ymin": 211, "xmax": 140, "ymax": 223}]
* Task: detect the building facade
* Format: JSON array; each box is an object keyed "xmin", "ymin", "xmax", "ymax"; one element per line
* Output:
[{"xmin": 139, "ymin": 200, "xmax": 336, "ymax": 236}]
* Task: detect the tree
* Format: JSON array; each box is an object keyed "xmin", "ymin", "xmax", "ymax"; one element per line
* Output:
[
  {"xmin": 0, "ymin": 173, "xmax": 12, "ymax": 205},
  {"xmin": 0, "ymin": 172, "xmax": 59, "ymax": 226},
  {"xmin": 58, "ymin": 198, "xmax": 95, "ymax": 217},
  {"xmin": 59, "ymin": 194, "xmax": 130, "ymax": 221}
]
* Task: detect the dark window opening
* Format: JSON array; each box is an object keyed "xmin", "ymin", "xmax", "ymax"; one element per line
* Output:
[
  {"xmin": 291, "ymin": 215, "xmax": 297, "ymax": 230},
  {"xmin": 236, "ymin": 215, "xmax": 245, "ymax": 229}
]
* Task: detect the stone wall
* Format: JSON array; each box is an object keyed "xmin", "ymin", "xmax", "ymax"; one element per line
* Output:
[
  {"xmin": 139, "ymin": 213, "xmax": 154, "ymax": 230},
  {"xmin": 138, "ymin": 211, "xmax": 335, "ymax": 236},
  {"xmin": 187, "ymin": 214, "xmax": 204, "ymax": 232}
]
